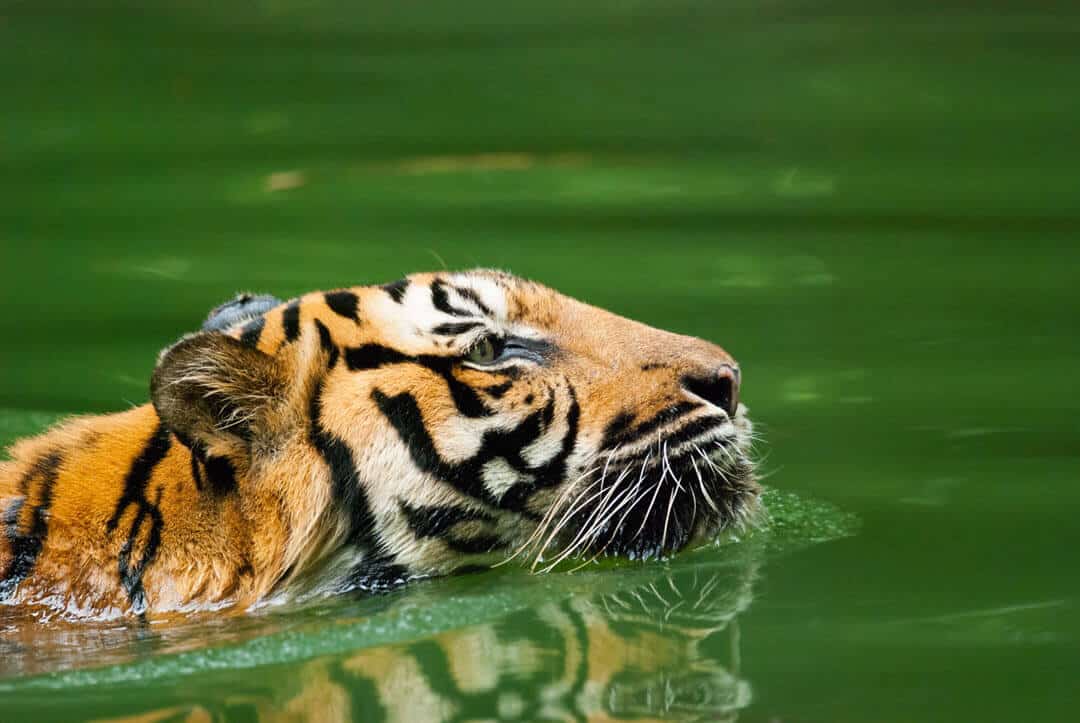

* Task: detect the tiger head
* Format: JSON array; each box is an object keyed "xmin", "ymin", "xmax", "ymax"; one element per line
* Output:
[{"xmin": 151, "ymin": 269, "xmax": 760, "ymax": 593}]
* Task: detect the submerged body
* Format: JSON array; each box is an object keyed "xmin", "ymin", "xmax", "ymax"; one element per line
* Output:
[{"xmin": 0, "ymin": 270, "xmax": 758, "ymax": 617}]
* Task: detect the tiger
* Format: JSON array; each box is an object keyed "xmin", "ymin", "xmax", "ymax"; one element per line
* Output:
[{"xmin": 0, "ymin": 269, "xmax": 758, "ymax": 618}]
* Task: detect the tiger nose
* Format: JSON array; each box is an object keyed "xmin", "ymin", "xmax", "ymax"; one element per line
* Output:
[{"xmin": 680, "ymin": 364, "xmax": 740, "ymax": 417}]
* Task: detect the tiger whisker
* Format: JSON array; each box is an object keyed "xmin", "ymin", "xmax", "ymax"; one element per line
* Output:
[
  {"xmin": 695, "ymin": 573, "xmax": 723, "ymax": 608},
  {"xmin": 529, "ymin": 446, "xmax": 626, "ymax": 569},
  {"xmin": 633, "ymin": 439, "xmax": 670, "ymax": 546},
  {"xmin": 663, "ymin": 598, "xmax": 685, "ymax": 622},
  {"xmin": 498, "ymin": 470, "xmax": 597, "ymax": 566},
  {"xmin": 529, "ymin": 473, "xmax": 607, "ymax": 570},
  {"xmin": 648, "ymin": 582, "xmax": 668, "ymax": 606},
  {"xmin": 667, "ymin": 575, "xmax": 681, "ymax": 598},
  {"xmin": 563, "ymin": 463, "xmax": 649, "ymax": 572},
  {"xmin": 699, "ymin": 448, "xmax": 730, "ymax": 483},
  {"xmin": 498, "ymin": 458, "xmax": 602, "ymax": 566},
  {"xmin": 572, "ymin": 449, "xmax": 655, "ymax": 568},
  {"xmin": 659, "ymin": 475, "xmax": 680, "ymax": 553},
  {"xmin": 754, "ymin": 464, "xmax": 783, "ymax": 483},
  {"xmin": 541, "ymin": 462, "xmax": 636, "ymax": 572},
  {"xmin": 690, "ymin": 449, "xmax": 721, "ymax": 515},
  {"xmin": 628, "ymin": 589, "xmax": 650, "ymax": 612},
  {"xmin": 711, "ymin": 439, "xmax": 739, "ymax": 468},
  {"xmin": 659, "ymin": 441, "xmax": 683, "ymax": 552}
]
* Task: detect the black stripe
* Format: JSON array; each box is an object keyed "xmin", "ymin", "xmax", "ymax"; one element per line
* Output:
[
  {"xmin": 433, "ymin": 365, "xmax": 491, "ymax": 418},
  {"xmin": 500, "ymin": 385, "xmax": 580, "ymax": 510},
  {"xmin": 204, "ymin": 456, "xmax": 238, "ymax": 496},
  {"xmin": 601, "ymin": 412, "xmax": 634, "ymax": 448},
  {"xmin": 341, "ymin": 560, "xmax": 410, "ymax": 593},
  {"xmin": 344, "ymin": 344, "xmax": 411, "ymax": 371},
  {"xmin": 430, "ymin": 279, "xmax": 471, "ymax": 317},
  {"xmin": 314, "ymin": 319, "xmax": 340, "ymax": 369},
  {"xmin": 399, "ymin": 501, "xmax": 493, "ymax": 538},
  {"xmin": 106, "ymin": 423, "xmax": 172, "ymax": 613},
  {"xmin": 324, "ymin": 290, "xmax": 360, "ymax": 322},
  {"xmin": 600, "ymin": 401, "xmax": 703, "ymax": 451},
  {"xmin": 541, "ymin": 393, "xmax": 556, "ymax": 428},
  {"xmin": 0, "ymin": 452, "xmax": 63, "ymax": 600},
  {"xmin": 371, "ymin": 383, "xmax": 579, "ymax": 512},
  {"xmin": 444, "ymin": 534, "xmax": 504, "ymax": 555},
  {"xmin": 190, "ymin": 453, "xmax": 204, "ymax": 491},
  {"xmin": 660, "ymin": 415, "xmax": 729, "ymax": 449},
  {"xmin": 281, "ymin": 300, "xmax": 301, "ymax": 343},
  {"xmin": 452, "ymin": 285, "xmax": 493, "ymax": 316},
  {"xmin": 345, "ymin": 344, "xmax": 493, "ymax": 418},
  {"xmin": 239, "ymin": 316, "xmax": 265, "ymax": 348},
  {"xmin": 107, "ymin": 424, "xmax": 172, "ymax": 531},
  {"xmin": 116, "ymin": 486, "xmax": 164, "ymax": 615},
  {"xmin": 373, "ymin": 390, "xmax": 500, "ymax": 505},
  {"xmin": 381, "ymin": 279, "xmax": 409, "ymax": 303},
  {"xmin": 400, "ymin": 501, "xmax": 504, "ymax": 553},
  {"xmin": 483, "ymin": 381, "xmax": 513, "ymax": 399},
  {"xmin": 431, "ymin": 321, "xmax": 484, "ymax": 336},
  {"xmin": 308, "ymin": 380, "xmax": 403, "ymax": 590}
]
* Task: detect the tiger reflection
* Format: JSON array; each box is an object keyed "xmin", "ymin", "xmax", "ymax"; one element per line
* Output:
[{"xmin": 98, "ymin": 564, "xmax": 755, "ymax": 723}]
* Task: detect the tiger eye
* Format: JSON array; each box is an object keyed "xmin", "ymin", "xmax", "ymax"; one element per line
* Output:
[{"xmin": 466, "ymin": 337, "xmax": 497, "ymax": 364}]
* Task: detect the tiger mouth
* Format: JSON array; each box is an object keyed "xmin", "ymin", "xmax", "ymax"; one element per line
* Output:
[{"xmin": 526, "ymin": 410, "xmax": 758, "ymax": 569}]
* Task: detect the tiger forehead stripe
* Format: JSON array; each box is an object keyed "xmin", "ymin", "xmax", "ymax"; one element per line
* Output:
[
  {"xmin": 452, "ymin": 285, "xmax": 494, "ymax": 317},
  {"xmin": 381, "ymin": 278, "xmax": 409, "ymax": 303},
  {"xmin": 217, "ymin": 288, "xmax": 369, "ymax": 357},
  {"xmin": 430, "ymin": 280, "xmax": 472, "ymax": 318},
  {"xmin": 323, "ymin": 290, "xmax": 360, "ymax": 321},
  {"xmin": 429, "ymin": 276, "xmax": 508, "ymax": 321}
]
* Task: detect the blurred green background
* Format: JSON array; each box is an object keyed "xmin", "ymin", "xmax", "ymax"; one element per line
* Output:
[{"xmin": 2, "ymin": 1, "xmax": 1079, "ymax": 721}]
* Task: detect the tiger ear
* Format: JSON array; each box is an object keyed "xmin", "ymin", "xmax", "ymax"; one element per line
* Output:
[{"xmin": 150, "ymin": 331, "xmax": 290, "ymax": 451}]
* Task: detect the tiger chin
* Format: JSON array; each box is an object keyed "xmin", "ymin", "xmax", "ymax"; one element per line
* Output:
[{"xmin": 0, "ymin": 270, "xmax": 759, "ymax": 618}]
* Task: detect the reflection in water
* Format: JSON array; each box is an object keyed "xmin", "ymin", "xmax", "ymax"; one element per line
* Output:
[
  {"xmin": 78, "ymin": 556, "xmax": 759, "ymax": 723},
  {"xmin": 275, "ymin": 569, "xmax": 752, "ymax": 723}
]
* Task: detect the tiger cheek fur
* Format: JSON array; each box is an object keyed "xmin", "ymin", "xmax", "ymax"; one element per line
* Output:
[{"xmin": 0, "ymin": 270, "xmax": 759, "ymax": 617}]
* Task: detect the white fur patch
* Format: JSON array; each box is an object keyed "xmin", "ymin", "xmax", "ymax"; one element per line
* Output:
[
  {"xmin": 521, "ymin": 410, "xmax": 566, "ymax": 469},
  {"xmin": 482, "ymin": 457, "xmax": 526, "ymax": 500}
]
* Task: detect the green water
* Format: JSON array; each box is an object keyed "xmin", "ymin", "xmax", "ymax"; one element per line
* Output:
[{"xmin": 2, "ymin": 1, "xmax": 1079, "ymax": 720}]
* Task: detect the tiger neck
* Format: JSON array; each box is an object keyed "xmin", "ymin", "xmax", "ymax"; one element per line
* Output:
[{"xmin": 0, "ymin": 404, "xmax": 292, "ymax": 615}]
